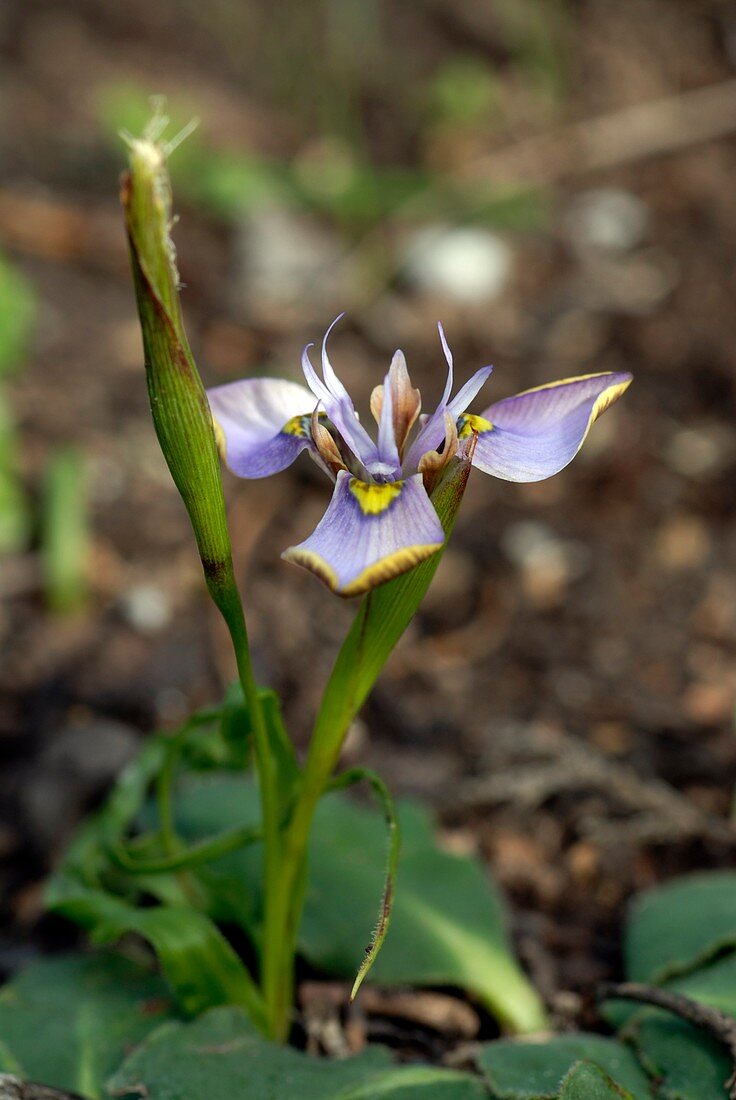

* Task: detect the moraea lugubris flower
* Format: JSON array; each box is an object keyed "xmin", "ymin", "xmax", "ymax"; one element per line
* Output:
[{"xmin": 208, "ymin": 319, "xmax": 631, "ymax": 597}]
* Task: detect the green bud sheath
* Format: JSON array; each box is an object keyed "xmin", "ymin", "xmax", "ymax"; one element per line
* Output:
[{"xmin": 121, "ymin": 136, "xmax": 234, "ymax": 602}]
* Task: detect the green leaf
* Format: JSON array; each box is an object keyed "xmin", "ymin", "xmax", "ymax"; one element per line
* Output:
[
  {"xmin": 559, "ymin": 1062, "xmax": 635, "ymax": 1099},
  {"xmin": 624, "ymin": 1016, "xmax": 727, "ymax": 1100},
  {"xmin": 106, "ymin": 1006, "xmax": 487, "ymax": 1099},
  {"xmin": 171, "ymin": 776, "xmax": 545, "ymax": 1034},
  {"xmin": 476, "ymin": 1036, "xmax": 653, "ymax": 1099},
  {"xmin": 613, "ymin": 954, "xmax": 736, "ymax": 1100},
  {"xmin": 47, "ymin": 878, "xmax": 266, "ymax": 1030},
  {"xmin": 0, "ymin": 953, "xmax": 174, "ymax": 1100},
  {"xmin": 625, "ymin": 872, "xmax": 736, "ymax": 985}
]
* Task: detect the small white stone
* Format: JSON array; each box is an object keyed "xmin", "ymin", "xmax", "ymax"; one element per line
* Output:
[
  {"xmin": 501, "ymin": 520, "xmax": 589, "ymax": 609},
  {"xmin": 565, "ymin": 189, "xmax": 649, "ymax": 253},
  {"xmin": 402, "ymin": 225, "xmax": 513, "ymax": 304},
  {"xmin": 665, "ymin": 425, "xmax": 736, "ymax": 479},
  {"xmin": 236, "ymin": 205, "xmax": 344, "ymax": 317},
  {"xmin": 121, "ymin": 584, "xmax": 171, "ymax": 634}
]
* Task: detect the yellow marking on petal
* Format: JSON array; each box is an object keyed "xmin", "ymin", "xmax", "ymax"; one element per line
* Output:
[
  {"xmin": 589, "ymin": 378, "xmax": 632, "ymax": 422},
  {"xmin": 490, "ymin": 373, "xmax": 632, "ymax": 471},
  {"xmin": 210, "ymin": 414, "xmax": 227, "ymax": 460},
  {"xmin": 283, "ymin": 542, "xmax": 443, "ymax": 597},
  {"xmin": 457, "ymin": 413, "xmax": 494, "ymax": 440},
  {"xmin": 349, "ymin": 478, "xmax": 404, "ymax": 515},
  {"xmin": 511, "ymin": 371, "xmax": 632, "ymax": 399},
  {"xmin": 572, "ymin": 376, "xmax": 633, "ymax": 457},
  {"xmin": 282, "ymin": 413, "xmax": 310, "ymax": 438},
  {"xmin": 340, "ymin": 542, "xmax": 443, "ymax": 597},
  {"xmin": 281, "ymin": 547, "xmax": 338, "ymax": 591}
]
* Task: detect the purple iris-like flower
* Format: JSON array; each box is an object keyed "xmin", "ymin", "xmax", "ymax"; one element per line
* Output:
[{"xmin": 207, "ymin": 320, "xmax": 631, "ymax": 597}]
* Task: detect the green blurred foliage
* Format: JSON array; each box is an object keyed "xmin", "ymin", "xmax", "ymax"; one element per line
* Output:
[
  {"xmin": 0, "ymin": 253, "xmax": 36, "ymax": 553},
  {"xmin": 41, "ymin": 448, "xmax": 89, "ymax": 613},
  {"xmin": 100, "ymin": 83, "xmax": 549, "ymax": 235},
  {"xmin": 428, "ymin": 57, "xmax": 501, "ymax": 130},
  {"xmin": 0, "ymin": 252, "xmax": 36, "ymax": 379}
]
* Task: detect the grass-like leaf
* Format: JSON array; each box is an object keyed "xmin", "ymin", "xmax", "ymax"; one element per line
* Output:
[
  {"xmin": 47, "ymin": 879, "xmax": 266, "ymax": 1030},
  {"xmin": 327, "ymin": 767, "xmax": 401, "ymax": 1001}
]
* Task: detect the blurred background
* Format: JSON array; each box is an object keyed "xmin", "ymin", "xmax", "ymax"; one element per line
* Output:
[{"xmin": 1, "ymin": 0, "xmax": 736, "ymax": 1017}]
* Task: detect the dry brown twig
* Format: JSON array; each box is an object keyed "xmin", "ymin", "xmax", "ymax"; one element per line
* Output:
[
  {"xmin": 453, "ymin": 724, "xmax": 735, "ymax": 848},
  {"xmin": 460, "ymin": 78, "xmax": 736, "ymax": 187}
]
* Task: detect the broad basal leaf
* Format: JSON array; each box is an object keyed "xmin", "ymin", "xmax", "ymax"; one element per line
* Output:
[
  {"xmin": 624, "ymin": 872, "xmax": 736, "ymax": 985},
  {"xmin": 106, "ymin": 1006, "xmax": 487, "ymax": 1099},
  {"xmin": 304, "ymin": 793, "xmax": 545, "ymax": 1034},
  {"xmin": 611, "ymin": 953, "xmax": 736, "ymax": 1100},
  {"xmin": 0, "ymin": 953, "xmax": 174, "ymax": 1100},
  {"xmin": 624, "ymin": 1016, "xmax": 727, "ymax": 1100},
  {"xmin": 477, "ymin": 1036, "xmax": 653, "ymax": 1099},
  {"xmin": 559, "ymin": 1061, "xmax": 636, "ymax": 1099}
]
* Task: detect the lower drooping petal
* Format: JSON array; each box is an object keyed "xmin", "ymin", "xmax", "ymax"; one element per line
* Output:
[
  {"xmin": 282, "ymin": 470, "xmax": 444, "ymax": 597},
  {"xmin": 467, "ymin": 371, "xmax": 632, "ymax": 482},
  {"xmin": 207, "ymin": 377, "xmax": 315, "ymax": 478}
]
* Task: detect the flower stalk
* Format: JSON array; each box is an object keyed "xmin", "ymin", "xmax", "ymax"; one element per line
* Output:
[{"xmin": 121, "ymin": 124, "xmax": 283, "ymax": 1037}]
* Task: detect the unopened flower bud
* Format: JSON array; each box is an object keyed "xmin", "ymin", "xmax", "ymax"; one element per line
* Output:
[{"xmin": 121, "ymin": 122, "xmax": 235, "ymax": 605}]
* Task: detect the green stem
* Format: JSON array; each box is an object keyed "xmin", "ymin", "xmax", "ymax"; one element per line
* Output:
[
  {"xmin": 211, "ymin": 573, "xmax": 284, "ymax": 1040},
  {"xmin": 155, "ymin": 710, "xmax": 220, "ymax": 856},
  {"xmin": 261, "ymin": 595, "xmax": 374, "ymax": 1039}
]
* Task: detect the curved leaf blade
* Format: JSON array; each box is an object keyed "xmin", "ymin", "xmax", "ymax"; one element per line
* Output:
[
  {"xmin": 327, "ymin": 768, "xmax": 401, "ymax": 1001},
  {"xmin": 47, "ymin": 878, "xmax": 266, "ymax": 1031}
]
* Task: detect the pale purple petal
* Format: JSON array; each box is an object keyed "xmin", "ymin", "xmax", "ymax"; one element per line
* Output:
[
  {"xmin": 404, "ymin": 325, "xmax": 491, "ymax": 470},
  {"xmin": 369, "ymin": 364, "xmax": 402, "ymax": 480},
  {"xmin": 301, "ymin": 341, "xmax": 378, "ymax": 469},
  {"xmin": 437, "ymin": 322, "xmax": 455, "ymax": 406},
  {"xmin": 301, "ymin": 343, "xmax": 332, "ymax": 406},
  {"xmin": 282, "ymin": 470, "xmax": 444, "ymax": 597},
  {"xmin": 320, "ymin": 313, "xmax": 351, "ymax": 402},
  {"xmin": 207, "ymin": 376, "xmax": 315, "ymax": 479},
  {"xmin": 471, "ymin": 371, "xmax": 633, "ymax": 482},
  {"xmin": 446, "ymin": 364, "xmax": 494, "ymax": 419}
]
